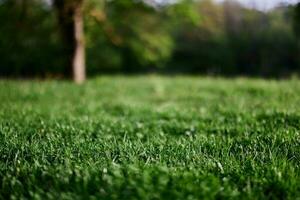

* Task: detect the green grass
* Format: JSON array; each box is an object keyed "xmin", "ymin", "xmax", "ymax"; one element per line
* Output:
[{"xmin": 0, "ymin": 76, "xmax": 300, "ymax": 200}]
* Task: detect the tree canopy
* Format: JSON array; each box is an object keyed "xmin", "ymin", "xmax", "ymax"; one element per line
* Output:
[{"xmin": 0, "ymin": 0, "xmax": 299, "ymax": 78}]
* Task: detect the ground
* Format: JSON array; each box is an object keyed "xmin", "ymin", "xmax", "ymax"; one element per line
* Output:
[{"xmin": 0, "ymin": 76, "xmax": 299, "ymax": 199}]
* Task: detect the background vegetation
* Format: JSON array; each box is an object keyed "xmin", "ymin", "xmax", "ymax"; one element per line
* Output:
[{"xmin": 0, "ymin": 0, "xmax": 300, "ymax": 78}]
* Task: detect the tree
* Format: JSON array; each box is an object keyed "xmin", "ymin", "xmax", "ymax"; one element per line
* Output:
[
  {"xmin": 53, "ymin": 0, "xmax": 86, "ymax": 84},
  {"xmin": 85, "ymin": 0, "xmax": 179, "ymax": 72},
  {"xmin": 293, "ymin": 3, "xmax": 300, "ymax": 72},
  {"xmin": 0, "ymin": 0, "xmax": 64, "ymax": 77},
  {"xmin": 293, "ymin": 3, "xmax": 300, "ymax": 38}
]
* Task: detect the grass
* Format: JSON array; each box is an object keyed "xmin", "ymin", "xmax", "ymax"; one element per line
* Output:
[{"xmin": 0, "ymin": 76, "xmax": 300, "ymax": 200}]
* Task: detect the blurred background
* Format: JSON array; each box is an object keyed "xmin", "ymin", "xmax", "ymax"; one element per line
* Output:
[{"xmin": 1, "ymin": 0, "xmax": 300, "ymax": 79}]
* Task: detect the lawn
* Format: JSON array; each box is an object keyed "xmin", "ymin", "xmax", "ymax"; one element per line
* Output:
[{"xmin": 0, "ymin": 76, "xmax": 299, "ymax": 199}]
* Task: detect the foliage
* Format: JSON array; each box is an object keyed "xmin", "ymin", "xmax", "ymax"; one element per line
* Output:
[
  {"xmin": 1, "ymin": 76, "xmax": 300, "ymax": 199},
  {"xmin": 171, "ymin": 0, "xmax": 299, "ymax": 76},
  {"xmin": 85, "ymin": 0, "xmax": 176, "ymax": 73},
  {"xmin": 0, "ymin": 0, "xmax": 300, "ymax": 77},
  {"xmin": 293, "ymin": 3, "xmax": 300, "ymax": 38},
  {"xmin": 0, "ymin": 0, "xmax": 64, "ymax": 77}
]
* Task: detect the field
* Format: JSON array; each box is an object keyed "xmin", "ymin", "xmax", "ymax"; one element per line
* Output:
[{"xmin": 0, "ymin": 76, "xmax": 300, "ymax": 199}]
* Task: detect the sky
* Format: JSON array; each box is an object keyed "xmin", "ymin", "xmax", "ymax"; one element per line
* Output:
[{"xmin": 214, "ymin": 0, "xmax": 299, "ymax": 10}]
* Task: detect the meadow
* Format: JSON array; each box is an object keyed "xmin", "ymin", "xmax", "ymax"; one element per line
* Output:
[{"xmin": 0, "ymin": 76, "xmax": 299, "ymax": 199}]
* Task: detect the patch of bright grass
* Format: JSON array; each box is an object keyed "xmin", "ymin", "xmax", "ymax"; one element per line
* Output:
[{"xmin": 0, "ymin": 76, "xmax": 300, "ymax": 199}]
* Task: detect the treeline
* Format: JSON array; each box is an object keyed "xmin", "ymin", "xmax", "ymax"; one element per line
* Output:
[{"xmin": 0, "ymin": 0, "xmax": 300, "ymax": 78}]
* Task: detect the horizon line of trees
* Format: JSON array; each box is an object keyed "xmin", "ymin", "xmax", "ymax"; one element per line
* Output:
[{"xmin": 0, "ymin": 0, "xmax": 300, "ymax": 83}]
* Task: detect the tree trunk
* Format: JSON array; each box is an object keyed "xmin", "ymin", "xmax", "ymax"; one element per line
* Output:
[
  {"xmin": 54, "ymin": 0, "xmax": 86, "ymax": 84},
  {"xmin": 73, "ymin": 5, "xmax": 86, "ymax": 84}
]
